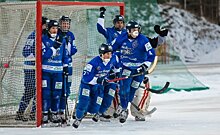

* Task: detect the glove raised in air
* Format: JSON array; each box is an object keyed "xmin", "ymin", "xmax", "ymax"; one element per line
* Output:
[
  {"xmin": 154, "ymin": 25, "xmax": 168, "ymax": 37},
  {"xmin": 99, "ymin": 7, "xmax": 106, "ymax": 18}
]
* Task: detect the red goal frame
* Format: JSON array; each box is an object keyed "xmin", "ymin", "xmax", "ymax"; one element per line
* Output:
[{"xmin": 36, "ymin": 0, "xmax": 125, "ymax": 127}]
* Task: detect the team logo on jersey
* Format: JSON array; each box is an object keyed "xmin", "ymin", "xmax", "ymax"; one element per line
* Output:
[
  {"xmin": 121, "ymin": 46, "xmax": 132, "ymax": 55},
  {"xmin": 96, "ymin": 66, "xmax": 101, "ymax": 71},
  {"xmin": 132, "ymin": 40, "xmax": 138, "ymax": 48}
]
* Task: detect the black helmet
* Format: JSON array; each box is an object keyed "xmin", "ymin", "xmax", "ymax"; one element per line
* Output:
[
  {"xmin": 113, "ymin": 15, "xmax": 125, "ymax": 24},
  {"xmin": 99, "ymin": 43, "xmax": 113, "ymax": 55},
  {"xmin": 47, "ymin": 20, "xmax": 59, "ymax": 30},
  {"xmin": 59, "ymin": 15, "xmax": 71, "ymax": 23},
  {"xmin": 126, "ymin": 20, "xmax": 141, "ymax": 31},
  {"xmin": 42, "ymin": 16, "xmax": 49, "ymax": 25}
]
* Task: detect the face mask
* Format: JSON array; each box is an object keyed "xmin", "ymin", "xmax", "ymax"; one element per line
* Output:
[
  {"xmin": 131, "ymin": 31, "xmax": 139, "ymax": 38},
  {"xmin": 50, "ymin": 34, "xmax": 57, "ymax": 38},
  {"xmin": 103, "ymin": 58, "xmax": 110, "ymax": 63}
]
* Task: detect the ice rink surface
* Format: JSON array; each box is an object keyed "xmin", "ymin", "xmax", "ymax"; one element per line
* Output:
[{"xmin": 0, "ymin": 64, "xmax": 220, "ymax": 135}]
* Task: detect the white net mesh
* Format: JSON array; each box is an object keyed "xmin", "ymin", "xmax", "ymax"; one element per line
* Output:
[{"xmin": 0, "ymin": 2, "xmax": 121, "ymax": 126}]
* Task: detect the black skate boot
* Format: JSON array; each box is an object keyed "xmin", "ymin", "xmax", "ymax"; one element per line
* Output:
[
  {"xmin": 99, "ymin": 113, "xmax": 111, "ymax": 122},
  {"xmin": 59, "ymin": 112, "xmax": 67, "ymax": 124},
  {"xmin": 42, "ymin": 113, "xmax": 49, "ymax": 124},
  {"xmin": 72, "ymin": 119, "xmax": 81, "ymax": 129},
  {"xmin": 92, "ymin": 113, "xmax": 100, "ymax": 122},
  {"xmin": 50, "ymin": 112, "xmax": 60, "ymax": 124},
  {"xmin": 119, "ymin": 109, "xmax": 128, "ymax": 123},
  {"xmin": 113, "ymin": 105, "xmax": 123, "ymax": 118}
]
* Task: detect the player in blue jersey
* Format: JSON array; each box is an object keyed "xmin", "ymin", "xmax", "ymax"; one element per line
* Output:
[
  {"xmin": 72, "ymin": 43, "xmax": 120, "ymax": 128},
  {"xmin": 15, "ymin": 16, "xmax": 49, "ymax": 121},
  {"xmin": 111, "ymin": 20, "xmax": 156, "ymax": 123},
  {"xmin": 57, "ymin": 15, "xmax": 77, "ymax": 124},
  {"xmin": 97, "ymin": 7, "xmax": 126, "ymax": 44},
  {"xmin": 41, "ymin": 20, "xmax": 69, "ymax": 124}
]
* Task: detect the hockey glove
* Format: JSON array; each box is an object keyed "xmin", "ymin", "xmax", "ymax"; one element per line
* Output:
[
  {"xmin": 137, "ymin": 64, "xmax": 148, "ymax": 74},
  {"xmin": 97, "ymin": 77, "xmax": 108, "ymax": 86},
  {"xmin": 99, "ymin": 7, "xmax": 106, "ymax": 18},
  {"xmin": 108, "ymin": 69, "xmax": 117, "ymax": 80},
  {"xmin": 53, "ymin": 36, "xmax": 62, "ymax": 49},
  {"xmin": 63, "ymin": 66, "xmax": 69, "ymax": 76},
  {"xmin": 154, "ymin": 25, "xmax": 168, "ymax": 37}
]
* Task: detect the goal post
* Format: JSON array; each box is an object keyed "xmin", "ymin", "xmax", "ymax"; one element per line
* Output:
[{"xmin": 0, "ymin": 0, "xmax": 124, "ymax": 127}]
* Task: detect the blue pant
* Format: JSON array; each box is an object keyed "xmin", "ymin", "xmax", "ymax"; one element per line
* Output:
[
  {"xmin": 75, "ymin": 82, "xmax": 104, "ymax": 120},
  {"xmin": 42, "ymin": 72, "xmax": 63, "ymax": 113},
  {"xmin": 119, "ymin": 67, "xmax": 144, "ymax": 109},
  {"xmin": 99, "ymin": 83, "xmax": 117, "ymax": 114},
  {"xmin": 18, "ymin": 69, "xmax": 35, "ymax": 113}
]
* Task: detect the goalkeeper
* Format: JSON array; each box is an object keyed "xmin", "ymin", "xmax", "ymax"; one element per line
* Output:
[{"xmin": 15, "ymin": 16, "xmax": 49, "ymax": 122}]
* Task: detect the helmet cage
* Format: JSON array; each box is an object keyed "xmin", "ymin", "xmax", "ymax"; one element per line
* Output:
[{"xmin": 59, "ymin": 15, "xmax": 71, "ymax": 32}]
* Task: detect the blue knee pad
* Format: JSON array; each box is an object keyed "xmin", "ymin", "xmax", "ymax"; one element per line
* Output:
[
  {"xmin": 88, "ymin": 96, "xmax": 103, "ymax": 114},
  {"xmin": 76, "ymin": 95, "xmax": 90, "ymax": 119},
  {"xmin": 51, "ymin": 90, "xmax": 62, "ymax": 112},
  {"xmin": 119, "ymin": 79, "xmax": 132, "ymax": 109},
  {"xmin": 87, "ymin": 85, "xmax": 104, "ymax": 114},
  {"xmin": 129, "ymin": 76, "xmax": 144, "ymax": 102},
  {"xmin": 99, "ymin": 84, "xmax": 116, "ymax": 113}
]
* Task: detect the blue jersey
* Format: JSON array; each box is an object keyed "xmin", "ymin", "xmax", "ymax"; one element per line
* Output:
[
  {"xmin": 58, "ymin": 30, "xmax": 77, "ymax": 61},
  {"xmin": 42, "ymin": 34, "xmax": 69, "ymax": 73},
  {"xmin": 58, "ymin": 30, "xmax": 77, "ymax": 75},
  {"xmin": 112, "ymin": 33, "xmax": 156, "ymax": 69},
  {"xmin": 81, "ymin": 54, "xmax": 120, "ymax": 85},
  {"xmin": 97, "ymin": 18, "xmax": 127, "ymax": 44},
  {"xmin": 22, "ymin": 31, "xmax": 36, "ymax": 66}
]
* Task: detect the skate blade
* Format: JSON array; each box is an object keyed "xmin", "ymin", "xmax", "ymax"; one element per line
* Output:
[{"xmin": 41, "ymin": 122, "xmax": 61, "ymax": 128}]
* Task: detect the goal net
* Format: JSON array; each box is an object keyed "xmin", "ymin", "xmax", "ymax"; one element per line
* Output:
[{"xmin": 0, "ymin": 1, "xmax": 124, "ymax": 127}]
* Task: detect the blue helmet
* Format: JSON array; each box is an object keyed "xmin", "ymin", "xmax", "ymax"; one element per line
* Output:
[
  {"xmin": 47, "ymin": 20, "xmax": 59, "ymax": 30},
  {"xmin": 99, "ymin": 43, "xmax": 113, "ymax": 55},
  {"xmin": 126, "ymin": 20, "xmax": 141, "ymax": 31},
  {"xmin": 113, "ymin": 15, "xmax": 125, "ymax": 24}
]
